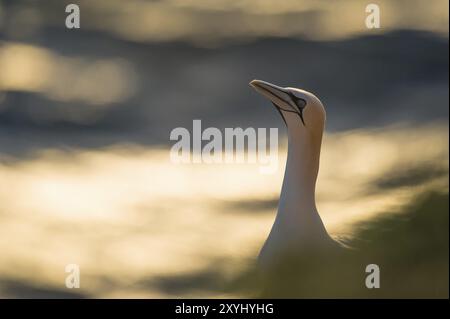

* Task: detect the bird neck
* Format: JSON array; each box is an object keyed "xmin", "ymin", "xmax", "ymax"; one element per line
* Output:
[
  {"xmin": 275, "ymin": 118, "xmax": 327, "ymax": 240},
  {"xmin": 281, "ymin": 130, "xmax": 320, "ymax": 211}
]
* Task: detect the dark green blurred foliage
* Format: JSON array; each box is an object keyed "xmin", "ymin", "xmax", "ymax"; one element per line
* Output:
[{"xmin": 229, "ymin": 191, "xmax": 449, "ymax": 298}]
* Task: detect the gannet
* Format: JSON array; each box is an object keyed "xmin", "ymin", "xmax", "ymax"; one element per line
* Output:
[{"xmin": 250, "ymin": 80, "xmax": 343, "ymax": 271}]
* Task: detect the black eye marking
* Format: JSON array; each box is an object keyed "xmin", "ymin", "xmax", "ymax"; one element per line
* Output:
[{"xmin": 287, "ymin": 92, "xmax": 307, "ymax": 126}]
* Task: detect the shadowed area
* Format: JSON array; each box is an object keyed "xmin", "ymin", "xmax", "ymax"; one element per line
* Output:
[
  {"xmin": 374, "ymin": 166, "xmax": 449, "ymax": 190},
  {"xmin": 148, "ymin": 269, "xmax": 226, "ymax": 296},
  {"xmin": 0, "ymin": 279, "xmax": 88, "ymax": 299},
  {"xmin": 220, "ymin": 198, "xmax": 279, "ymax": 213},
  {"xmin": 256, "ymin": 191, "xmax": 449, "ymax": 298}
]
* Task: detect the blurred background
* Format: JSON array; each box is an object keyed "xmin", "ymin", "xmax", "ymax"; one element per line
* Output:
[{"xmin": 0, "ymin": 0, "xmax": 448, "ymax": 298}]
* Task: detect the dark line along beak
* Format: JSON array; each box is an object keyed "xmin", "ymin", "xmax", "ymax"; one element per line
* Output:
[{"xmin": 249, "ymin": 80, "xmax": 306, "ymax": 126}]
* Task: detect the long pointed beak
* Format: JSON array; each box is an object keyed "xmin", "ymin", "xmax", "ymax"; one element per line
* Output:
[
  {"xmin": 249, "ymin": 80, "xmax": 291, "ymax": 112},
  {"xmin": 250, "ymin": 79, "xmax": 307, "ymax": 125}
]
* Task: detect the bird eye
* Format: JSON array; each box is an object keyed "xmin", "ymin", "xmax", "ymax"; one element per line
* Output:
[
  {"xmin": 287, "ymin": 92, "xmax": 307, "ymax": 126},
  {"xmin": 290, "ymin": 92, "xmax": 302, "ymax": 99},
  {"xmin": 288, "ymin": 92, "xmax": 306, "ymax": 110}
]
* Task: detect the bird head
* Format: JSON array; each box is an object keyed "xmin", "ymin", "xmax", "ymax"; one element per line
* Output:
[{"xmin": 249, "ymin": 79, "xmax": 326, "ymax": 132}]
